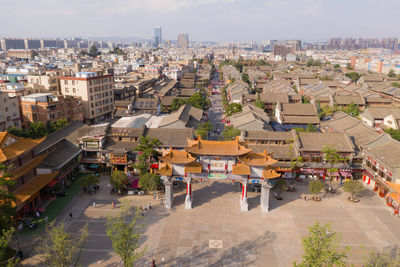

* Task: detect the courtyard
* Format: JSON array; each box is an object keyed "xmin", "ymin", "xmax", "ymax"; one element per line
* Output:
[{"xmin": 21, "ymin": 177, "xmax": 400, "ymax": 267}]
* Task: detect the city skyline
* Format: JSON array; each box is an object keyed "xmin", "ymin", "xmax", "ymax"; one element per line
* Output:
[{"xmin": 2, "ymin": 0, "xmax": 400, "ymax": 43}]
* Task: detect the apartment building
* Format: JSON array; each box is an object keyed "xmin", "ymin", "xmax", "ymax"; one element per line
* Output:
[
  {"xmin": 0, "ymin": 91, "xmax": 21, "ymax": 130},
  {"xmin": 27, "ymin": 70, "xmax": 70, "ymax": 93},
  {"xmin": 20, "ymin": 93, "xmax": 83, "ymax": 128},
  {"xmin": 60, "ymin": 71, "xmax": 114, "ymax": 124}
]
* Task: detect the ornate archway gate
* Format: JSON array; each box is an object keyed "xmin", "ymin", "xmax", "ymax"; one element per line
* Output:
[{"xmin": 157, "ymin": 136, "xmax": 280, "ymax": 212}]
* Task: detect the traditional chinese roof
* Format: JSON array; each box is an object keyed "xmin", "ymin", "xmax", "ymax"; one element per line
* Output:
[
  {"xmin": 185, "ymin": 136, "xmax": 251, "ymax": 156},
  {"xmin": 0, "ymin": 132, "xmax": 45, "ymax": 163},
  {"xmin": 238, "ymin": 150, "xmax": 278, "ymax": 167},
  {"xmin": 184, "ymin": 162, "xmax": 202, "ymax": 174},
  {"xmin": 13, "ymin": 171, "xmax": 59, "ymax": 205},
  {"xmin": 159, "ymin": 149, "xmax": 197, "ymax": 164},
  {"xmin": 386, "ymin": 181, "xmax": 400, "ymax": 194},
  {"xmin": 232, "ymin": 164, "xmax": 251, "ymax": 176},
  {"xmin": 157, "ymin": 162, "xmax": 173, "ymax": 176},
  {"xmin": 262, "ymin": 168, "xmax": 281, "ymax": 179}
]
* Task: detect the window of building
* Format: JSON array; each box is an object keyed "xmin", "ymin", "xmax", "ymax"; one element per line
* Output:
[
  {"xmin": 65, "ymin": 88, "xmax": 69, "ymax": 93},
  {"xmin": 5, "ymin": 107, "xmax": 8, "ymax": 112},
  {"xmin": 64, "ymin": 80, "xmax": 68, "ymax": 85},
  {"xmin": 72, "ymin": 80, "xmax": 75, "ymax": 85},
  {"xmin": 91, "ymin": 111, "xmax": 94, "ymax": 116},
  {"xmin": 73, "ymin": 88, "xmax": 76, "ymax": 93}
]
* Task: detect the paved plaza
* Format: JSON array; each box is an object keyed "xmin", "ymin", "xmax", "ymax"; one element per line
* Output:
[{"xmin": 21, "ymin": 177, "xmax": 400, "ymax": 267}]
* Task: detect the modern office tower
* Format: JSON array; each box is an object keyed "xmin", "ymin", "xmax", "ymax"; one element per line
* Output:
[
  {"xmin": 177, "ymin": 33, "xmax": 189, "ymax": 48},
  {"xmin": 154, "ymin": 27, "xmax": 162, "ymax": 47},
  {"xmin": 60, "ymin": 70, "xmax": 114, "ymax": 124}
]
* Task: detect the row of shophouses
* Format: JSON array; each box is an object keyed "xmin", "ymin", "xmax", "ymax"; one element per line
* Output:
[{"xmin": 3, "ymin": 110, "xmax": 400, "ymax": 215}]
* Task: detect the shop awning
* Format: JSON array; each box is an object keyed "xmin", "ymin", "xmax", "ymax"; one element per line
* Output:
[
  {"xmin": 283, "ymin": 173, "xmax": 293, "ymax": 179},
  {"xmin": 131, "ymin": 179, "xmax": 139, "ymax": 189},
  {"xmin": 340, "ymin": 171, "xmax": 352, "ymax": 177},
  {"xmin": 13, "ymin": 171, "xmax": 59, "ymax": 205},
  {"xmin": 327, "ymin": 172, "xmax": 339, "ymax": 176},
  {"xmin": 47, "ymin": 179, "xmax": 58, "ymax": 187},
  {"xmin": 88, "ymin": 164, "xmax": 100, "ymax": 169}
]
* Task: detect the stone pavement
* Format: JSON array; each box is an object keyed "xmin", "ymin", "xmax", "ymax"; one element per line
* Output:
[{"xmin": 21, "ymin": 177, "xmax": 400, "ymax": 267}]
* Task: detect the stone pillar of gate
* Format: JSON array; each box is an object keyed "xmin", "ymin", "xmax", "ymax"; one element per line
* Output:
[
  {"xmin": 260, "ymin": 180, "xmax": 273, "ymax": 213},
  {"xmin": 240, "ymin": 178, "xmax": 249, "ymax": 211},
  {"xmin": 185, "ymin": 177, "xmax": 193, "ymax": 209},
  {"xmin": 162, "ymin": 176, "xmax": 173, "ymax": 209}
]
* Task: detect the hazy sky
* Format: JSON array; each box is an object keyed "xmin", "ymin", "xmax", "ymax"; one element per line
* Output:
[{"xmin": 2, "ymin": 0, "xmax": 399, "ymax": 42}]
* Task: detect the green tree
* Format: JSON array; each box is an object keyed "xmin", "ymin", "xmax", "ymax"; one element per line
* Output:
[
  {"xmin": 365, "ymin": 247, "xmax": 400, "ymax": 267},
  {"xmin": 110, "ymin": 171, "xmax": 129, "ymax": 194},
  {"xmin": 225, "ymin": 103, "xmax": 242, "ymax": 116},
  {"xmin": 309, "ymin": 180, "xmax": 324, "ymax": 200},
  {"xmin": 77, "ymin": 174, "xmax": 99, "ymax": 192},
  {"xmin": 388, "ymin": 69, "xmax": 397, "ymax": 78},
  {"xmin": 195, "ymin": 121, "xmax": 213, "ymax": 139},
  {"xmin": 0, "ymin": 164, "xmax": 16, "ymax": 233},
  {"xmin": 37, "ymin": 222, "xmax": 88, "ymax": 267},
  {"xmin": 88, "ymin": 45, "xmax": 99, "ymax": 57},
  {"xmin": 333, "ymin": 64, "xmax": 340, "ymax": 69},
  {"xmin": 133, "ymin": 136, "xmax": 162, "ymax": 175},
  {"xmin": 274, "ymin": 178, "xmax": 287, "ymax": 199},
  {"xmin": 301, "ymin": 96, "xmax": 310, "ymax": 104},
  {"xmin": 254, "ymin": 94, "xmax": 265, "ymax": 109},
  {"xmin": 343, "ymin": 180, "xmax": 364, "ymax": 201},
  {"xmin": 0, "ymin": 229, "xmax": 19, "ymax": 266},
  {"xmin": 320, "ymin": 76, "xmax": 333, "ymax": 81},
  {"xmin": 242, "ymin": 72, "xmax": 250, "ymax": 85},
  {"xmin": 385, "ymin": 128, "xmax": 400, "ymax": 141},
  {"xmin": 138, "ymin": 173, "xmax": 162, "ymax": 191},
  {"xmin": 323, "ymin": 145, "xmax": 346, "ymax": 192},
  {"xmin": 346, "ymin": 63, "xmax": 353, "ymax": 70},
  {"xmin": 28, "ymin": 121, "xmax": 47, "ymax": 138},
  {"xmin": 170, "ymin": 98, "xmax": 186, "ymax": 111},
  {"xmin": 345, "ymin": 72, "xmax": 361, "ymax": 83},
  {"xmin": 221, "ymin": 126, "xmax": 240, "ymax": 140},
  {"xmin": 286, "ymin": 139, "xmax": 303, "ymax": 179},
  {"xmin": 392, "ymin": 82, "xmax": 400, "ymax": 88},
  {"xmin": 294, "ymin": 221, "xmax": 348, "ymax": 267},
  {"xmin": 106, "ymin": 206, "xmax": 146, "ymax": 267},
  {"xmin": 343, "ymin": 101, "xmax": 360, "ymax": 117},
  {"xmin": 187, "ymin": 92, "xmax": 210, "ymax": 110}
]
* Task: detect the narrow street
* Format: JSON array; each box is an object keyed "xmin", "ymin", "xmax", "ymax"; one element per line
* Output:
[{"xmin": 208, "ymin": 71, "xmax": 224, "ymax": 140}]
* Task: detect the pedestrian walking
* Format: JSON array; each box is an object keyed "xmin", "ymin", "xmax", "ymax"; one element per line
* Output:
[
  {"xmin": 149, "ymin": 203, "xmax": 152, "ymax": 210},
  {"xmin": 112, "ymin": 201, "xmax": 115, "ymax": 208},
  {"xmin": 69, "ymin": 212, "xmax": 73, "ymax": 219},
  {"xmin": 144, "ymin": 204, "xmax": 147, "ymax": 210},
  {"xmin": 152, "ymin": 259, "xmax": 156, "ymax": 267},
  {"xmin": 113, "ymin": 202, "xmax": 116, "ymax": 208},
  {"xmin": 93, "ymin": 202, "xmax": 96, "ymax": 208}
]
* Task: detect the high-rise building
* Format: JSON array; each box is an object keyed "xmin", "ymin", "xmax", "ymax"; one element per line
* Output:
[
  {"xmin": 154, "ymin": 27, "xmax": 162, "ymax": 47},
  {"xmin": 177, "ymin": 33, "xmax": 189, "ymax": 48},
  {"xmin": 60, "ymin": 71, "xmax": 114, "ymax": 124}
]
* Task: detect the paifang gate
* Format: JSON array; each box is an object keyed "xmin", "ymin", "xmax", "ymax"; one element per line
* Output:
[{"xmin": 157, "ymin": 136, "xmax": 281, "ymax": 212}]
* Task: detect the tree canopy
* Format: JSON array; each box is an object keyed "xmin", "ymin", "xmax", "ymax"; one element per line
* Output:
[
  {"xmin": 77, "ymin": 174, "xmax": 99, "ymax": 192},
  {"xmin": 138, "ymin": 173, "xmax": 162, "ymax": 191},
  {"xmin": 221, "ymin": 126, "xmax": 240, "ymax": 141},
  {"xmin": 343, "ymin": 180, "xmax": 364, "ymax": 201},
  {"xmin": 110, "ymin": 171, "xmax": 129, "ymax": 193},
  {"xmin": 294, "ymin": 221, "xmax": 348, "ymax": 267},
  {"xmin": 37, "ymin": 222, "xmax": 88, "ymax": 267},
  {"xmin": 388, "ymin": 69, "xmax": 397, "ymax": 78},
  {"xmin": 225, "ymin": 103, "xmax": 242, "ymax": 116},
  {"xmin": 133, "ymin": 136, "xmax": 162, "ymax": 175},
  {"xmin": 385, "ymin": 128, "xmax": 400, "ymax": 142},
  {"xmin": 106, "ymin": 206, "xmax": 145, "ymax": 267},
  {"xmin": 0, "ymin": 164, "xmax": 16, "ymax": 233},
  {"xmin": 345, "ymin": 72, "xmax": 361, "ymax": 83},
  {"xmin": 88, "ymin": 45, "xmax": 99, "ymax": 57},
  {"xmin": 7, "ymin": 118, "xmax": 68, "ymax": 138},
  {"xmin": 306, "ymin": 59, "xmax": 322, "ymax": 67},
  {"xmin": 170, "ymin": 92, "xmax": 209, "ymax": 111},
  {"xmin": 195, "ymin": 121, "xmax": 213, "ymax": 139}
]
